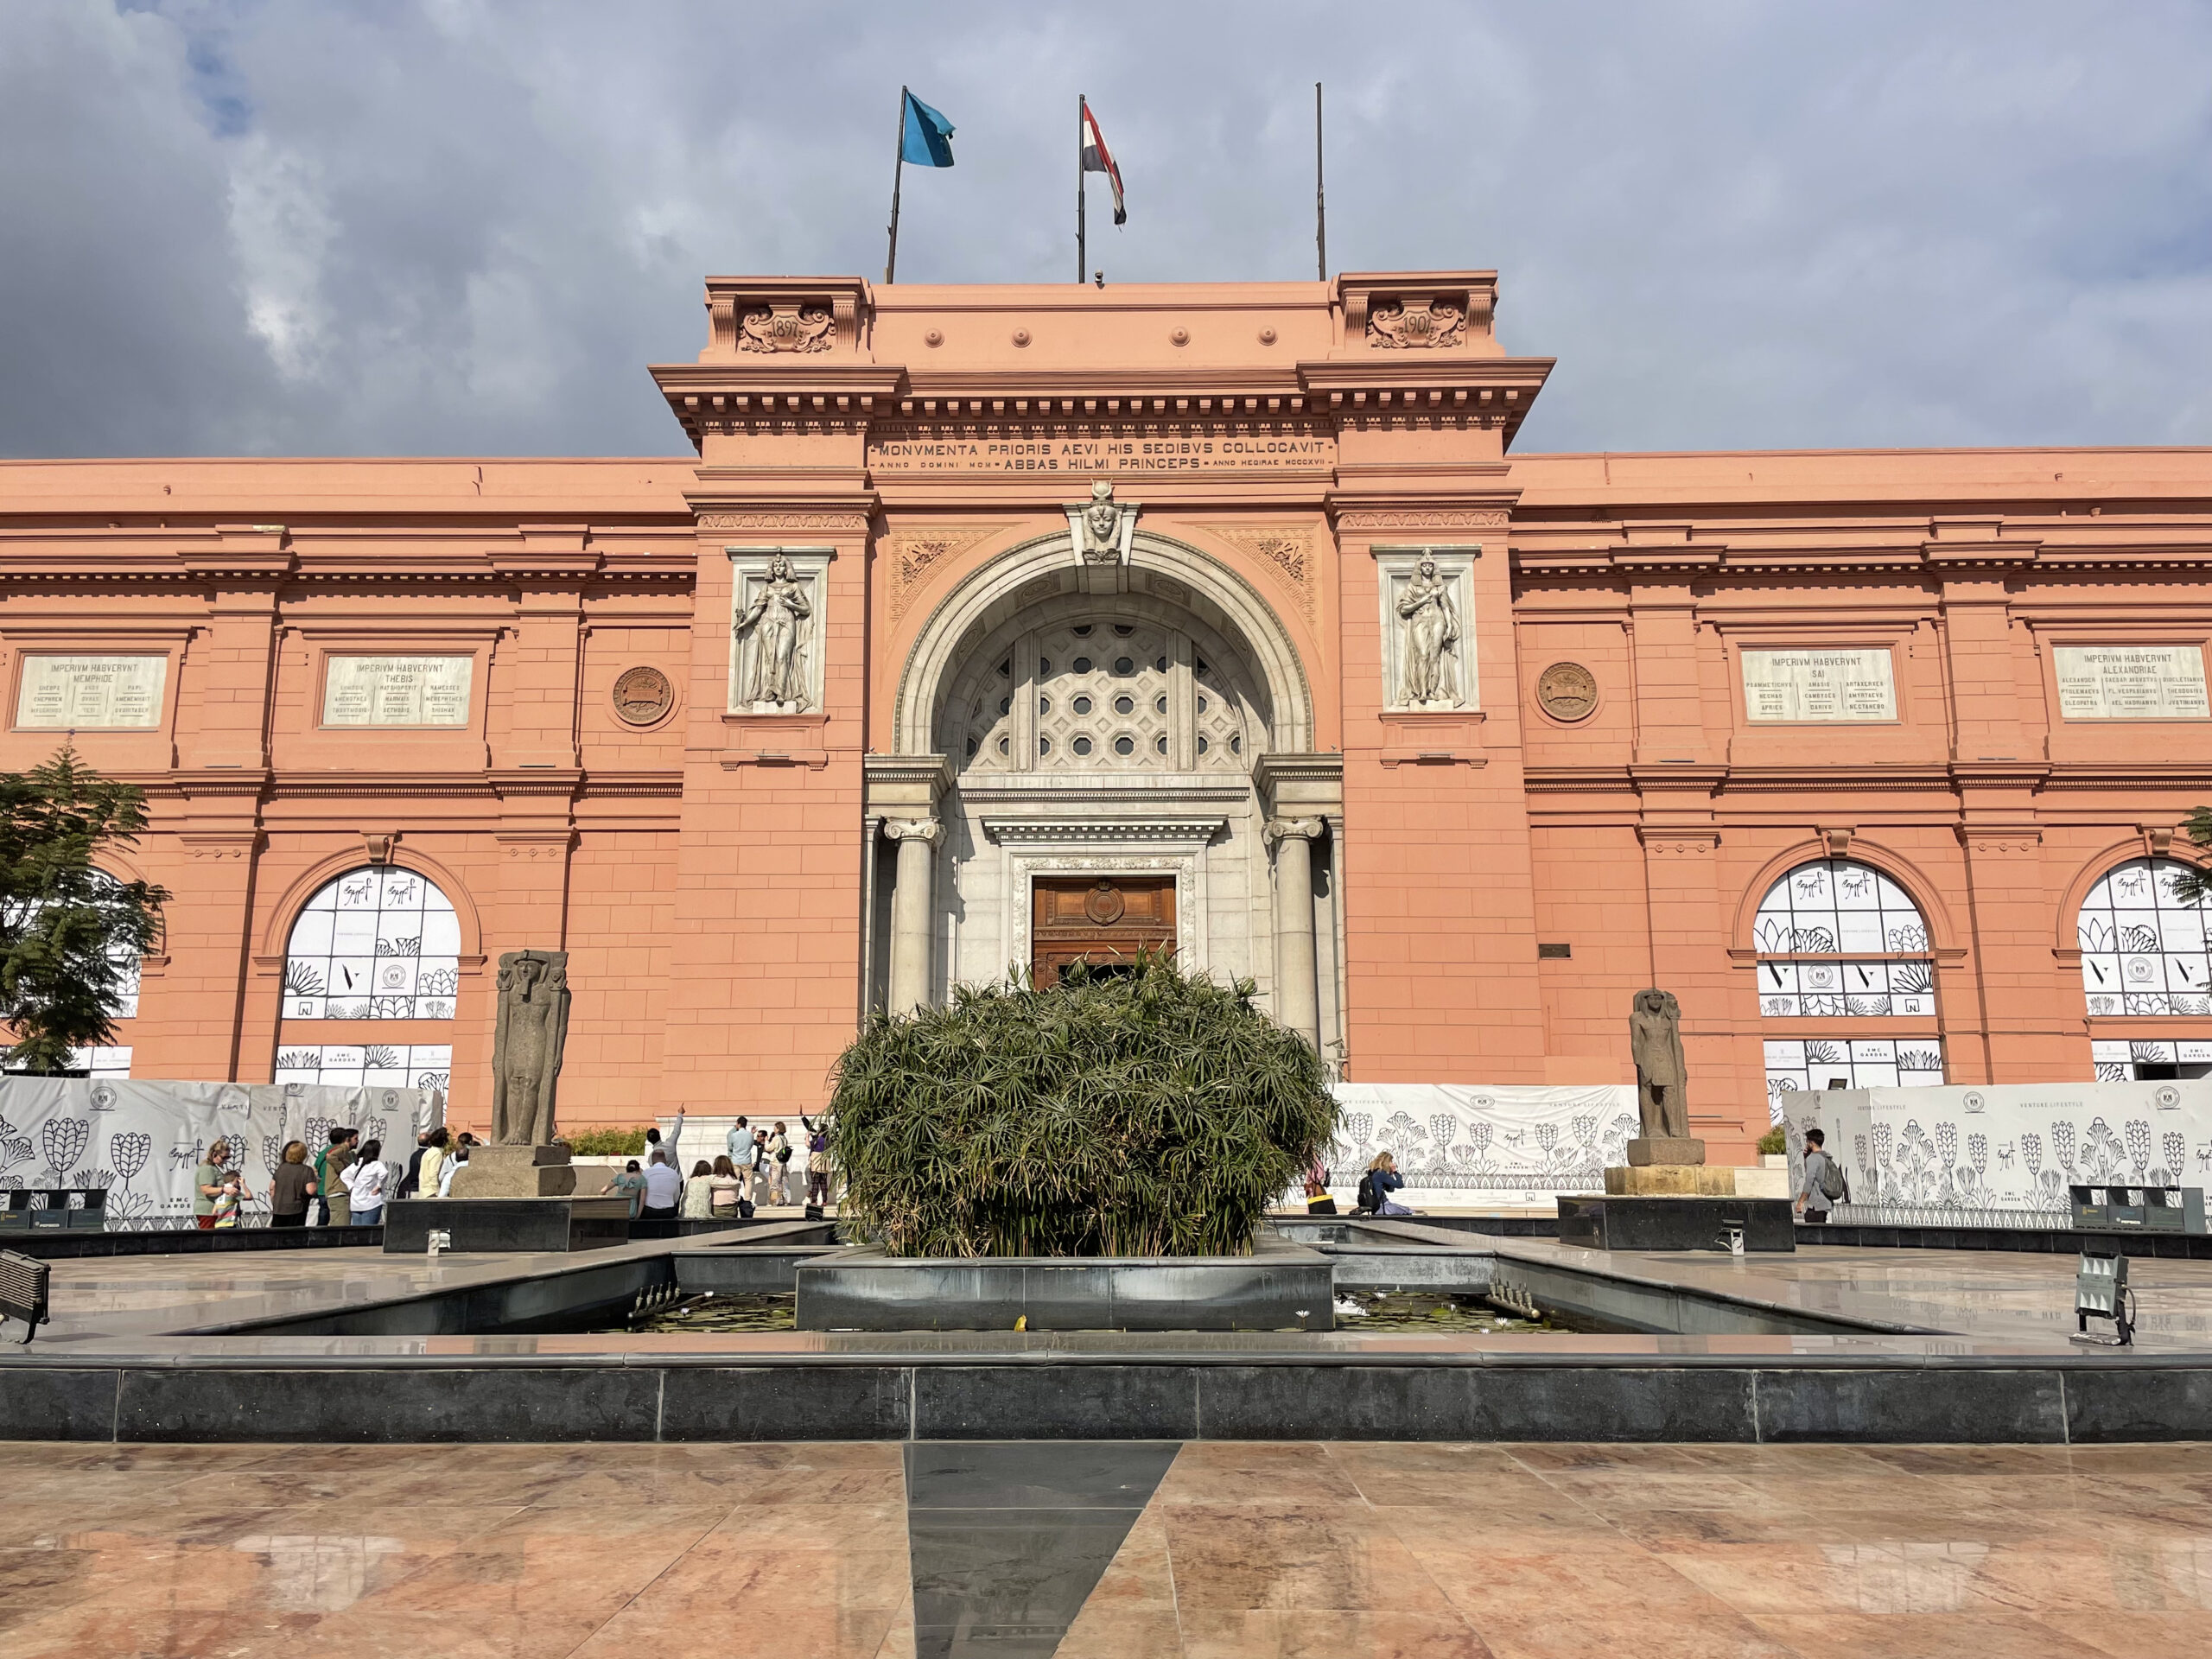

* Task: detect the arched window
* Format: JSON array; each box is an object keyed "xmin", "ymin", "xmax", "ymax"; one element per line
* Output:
[
  {"xmin": 274, "ymin": 867, "xmax": 456, "ymax": 1092},
  {"xmin": 1755, "ymin": 857, "xmax": 1944, "ymax": 1110},
  {"xmin": 2078, "ymin": 856, "xmax": 2212, "ymax": 1081}
]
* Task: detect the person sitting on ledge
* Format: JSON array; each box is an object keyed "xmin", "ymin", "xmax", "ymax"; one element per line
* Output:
[
  {"xmin": 601, "ymin": 1158, "xmax": 646, "ymax": 1219},
  {"xmin": 639, "ymin": 1148, "xmax": 682, "ymax": 1221},
  {"xmin": 681, "ymin": 1160, "xmax": 715, "ymax": 1220},
  {"xmin": 436, "ymin": 1133, "xmax": 475, "ymax": 1198},
  {"xmin": 1356, "ymin": 1153, "xmax": 1413, "ymax": 1217},
  {"xmin": 709, "ymin": 1155, "xmax": 745, "ymax": 1217},
  {"xmin": 416, "ymin": 1126, "xmax": 452, "ymax": 1198}
]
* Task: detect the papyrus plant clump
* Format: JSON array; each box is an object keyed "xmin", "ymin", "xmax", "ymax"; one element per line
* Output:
[{"xmin": 829, "ymin": 954, "xmax": 1338, "ymax": 1257}]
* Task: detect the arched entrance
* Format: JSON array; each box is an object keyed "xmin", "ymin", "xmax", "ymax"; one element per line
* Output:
[{"xmin": 870, "ymin": 524, "xmax": 1339, "ymax": 1046}]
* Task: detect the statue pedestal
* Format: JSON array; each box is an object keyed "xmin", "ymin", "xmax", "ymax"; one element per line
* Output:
[
  {"xmin": 1605, "ymin": 1164, "xmax": 1737, "ymax": 1198},
  {"xmin": 1624, "ymin": 1137, "xmax": 1707, "ymax": 1167},
  {"xmin": 448, "ymin": 1145, "xmax": 577, "ymax": 1200},
  {"xmin": 1559, "ymin": 1194, "xmax": 1796, "ymax": 1253}
]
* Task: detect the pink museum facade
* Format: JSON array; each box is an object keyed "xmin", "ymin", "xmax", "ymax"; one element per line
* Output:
[{"xmin": 3, "ymin": 268, "xmax": 2209, "ymax": 1161}]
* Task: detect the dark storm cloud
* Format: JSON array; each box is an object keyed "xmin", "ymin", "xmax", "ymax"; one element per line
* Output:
[{"xmin": 3, "ymin": 0, "xmax": 2209, "ymax": 458}]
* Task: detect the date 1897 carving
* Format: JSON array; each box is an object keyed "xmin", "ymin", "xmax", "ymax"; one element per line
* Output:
[{"xmin": 738, "ymin": 302, "xmax": 834, "ymax": 353}]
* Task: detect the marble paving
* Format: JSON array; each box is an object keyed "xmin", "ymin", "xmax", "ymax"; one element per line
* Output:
[{"xmin": 4, "ymin": 1439, "xmax": 2212, "ymax": 1657}]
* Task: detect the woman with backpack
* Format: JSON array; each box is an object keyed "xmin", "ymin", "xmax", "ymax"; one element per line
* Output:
[{"xmin": 1356, "ymin": 1153, "xmax": 1412, "ymax": 1217}]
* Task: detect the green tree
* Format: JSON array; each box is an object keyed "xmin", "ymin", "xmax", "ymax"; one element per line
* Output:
[
  {"xmin": 0, "ymin": 747, "xmax": 168, "ymax": 1075},
  {"xmin": 829, "ymin": 952, "xmax": 1339, "ymax": 1257},
  {"xmin": 2179, "ymin": 808, "xmax": 2212, "ymax": 907}
]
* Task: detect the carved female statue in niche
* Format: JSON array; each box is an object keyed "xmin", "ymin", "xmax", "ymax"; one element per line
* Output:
[
  {"xmin": 1395, "ymin": 556, "xmax": 1461, "ymax": 706},
  {"xmin": 734, "ymin": 552, "xmax": 812, "ymax": 709}
]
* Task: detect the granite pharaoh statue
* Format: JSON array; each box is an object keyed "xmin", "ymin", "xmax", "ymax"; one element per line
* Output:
[
  {"xmin": 1629, "ymin": 987, "xmax": 1690, "ymax": 1141},
  {"xmin": 491, "ymin": 949, "xmax": 570, "ymax": 1146}
]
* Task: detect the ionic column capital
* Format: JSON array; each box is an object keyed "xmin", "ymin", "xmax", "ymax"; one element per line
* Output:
[
  {"xmin": 883, "ymin": 817, "xmax": 943, "ymax": 847},
  {"xmin": 1264, "ymin": 817, "xmax": 1325, "ymax": 849}
]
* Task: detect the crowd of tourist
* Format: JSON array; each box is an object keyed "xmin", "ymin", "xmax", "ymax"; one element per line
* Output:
[
  {"xmin": 188, "ymin": 1123, "xmax": 484, "ymax": 1230},
  {"xmin": 594, "ymin": 1112, "xmax": 832, "ymax": 1220},
  {"xmin": 187, "ymin": 1114, "xmax": 832, "ymax": 1229}
]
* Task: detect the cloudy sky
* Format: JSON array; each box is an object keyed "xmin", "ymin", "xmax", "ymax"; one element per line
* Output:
[{"xmin": 5, "ymin": 1, "xmax": 2209, "ymax": 459}]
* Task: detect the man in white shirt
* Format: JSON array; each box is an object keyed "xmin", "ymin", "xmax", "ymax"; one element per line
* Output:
[{"xmin": 639, "ymin": 1149, "xmax": 683, "ymax": 1220}]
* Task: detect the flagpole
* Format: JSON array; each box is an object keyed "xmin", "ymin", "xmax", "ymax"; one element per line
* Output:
[
  {"xmin": 1077, "ymin": 95, "xmax": 1088, "ymax": 283},
  {"xmin": 1314, "ymin": 81, "xmax": 1327, "ymax": 282},
  {"xmin": 886, "ymin": 86, "xmax": 908, "ymax": 284}
]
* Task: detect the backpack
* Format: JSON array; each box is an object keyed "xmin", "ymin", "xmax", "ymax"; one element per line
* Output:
[
  {"xmin": 1355, "ymin": 1172, "xmax": 1380, "ymax": 1214},
  {"xmin": 1813, "ymin": 1151, "xmax": 1849, "ymax": 1204}
]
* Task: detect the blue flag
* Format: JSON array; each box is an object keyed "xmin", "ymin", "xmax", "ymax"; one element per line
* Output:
[{"xmin": 901, "ymin": 92, "xmax": 956, "ymax": 167}]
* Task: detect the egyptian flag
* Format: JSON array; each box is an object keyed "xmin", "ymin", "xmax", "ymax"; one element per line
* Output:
[{"xmin": 1081, "ymin": 99, "xmax": 1126, "ymax": 225}]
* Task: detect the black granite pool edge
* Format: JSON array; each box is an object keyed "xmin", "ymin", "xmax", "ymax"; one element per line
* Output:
[{"xmin": 2, "ymin": 1351, "xmax": 2207, "ymax": 1444}]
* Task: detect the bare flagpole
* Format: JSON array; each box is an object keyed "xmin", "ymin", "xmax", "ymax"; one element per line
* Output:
[
  {"xmin": 1314, "ymin": 81, "xmax": 1327, "ymax": 282},
  {"xmin": 886, "ymin": 86, "xmax": 909, "ymax": 283}
]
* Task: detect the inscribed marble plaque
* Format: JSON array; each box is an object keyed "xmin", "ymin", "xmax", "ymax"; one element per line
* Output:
[
  {"xmin": 15, "ymin": 654, "xmax": 167, "ymax": 728},
  {"xmin": 2054, "ymin": 645, "xmax": 2209, "ymax": 721},
  {"xmin": 1740, "ymin": 647, "xmax": 1896, "ymax": 723},
  {"xmin": 321, "ymin": 655, "xmax": 474, "ymax": 728}
]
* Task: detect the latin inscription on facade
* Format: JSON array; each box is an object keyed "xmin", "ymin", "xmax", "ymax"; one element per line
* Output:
[
  {"xmin": 321, "ymin": 656, "xmax": 474, "ymax": 728},
  {"xmin": 867, "ymin": 435, "xmax": 1334, "ymax": 475},
  {"xmin": 1740, "ymin": 647, "xmax": 1896, "ymax": 723},
  {"xmin": 2054, "ymin": 645, "xmax": 2210, "ymax": 721},
  {"xmin": 15, "ymin": 654, "xmax": 168, "ymax": 728}
]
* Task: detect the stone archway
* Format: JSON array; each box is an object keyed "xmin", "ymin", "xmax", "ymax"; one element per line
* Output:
[{"xmin": 868, "ymin": 524, "xmax": 1338, "ymax": 1046}]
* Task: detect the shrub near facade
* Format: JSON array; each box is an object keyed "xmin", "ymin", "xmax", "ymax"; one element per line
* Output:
[{"xmin": 830, "ymin": 954, "xmax": 1338, "ymax": 1257}]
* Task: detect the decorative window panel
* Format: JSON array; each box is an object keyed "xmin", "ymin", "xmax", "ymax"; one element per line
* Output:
[
  {"xmin": 283, "ymin": 868, "xmax": 461, "ymax": 1020},
  {"xmin": 2077, "ymin": 857, "xmax": 2212, "ymax": 1017},
  {"xmin": 2091, "ymin": 1039, "xmax": 2212, "ymax": 1082},
  {"xmin": 275, "ymin": 1044, "xmax": 452, "ymax": 1093},
  {"xmin": 1753, "ymin": 859, "xmax": 1930, "ymax": 957},
  {"xmin": 1764, "ymin": 1039, "xmax": 1945, "ymax": 1118},
  {"xmin": 1756, "ymin": 958, "xmax": 1936, "ymax": 1019}
]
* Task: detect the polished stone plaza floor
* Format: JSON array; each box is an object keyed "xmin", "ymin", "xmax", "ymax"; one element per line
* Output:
[{"xmin": 3, "ymin": 1439, "xmax": 2212, "ymax": 1657}]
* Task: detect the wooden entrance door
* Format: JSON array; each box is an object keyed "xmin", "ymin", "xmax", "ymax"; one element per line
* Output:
[{"xmin": 1032, "ymin": 876, "xmax": 1176, "ymax": 988}]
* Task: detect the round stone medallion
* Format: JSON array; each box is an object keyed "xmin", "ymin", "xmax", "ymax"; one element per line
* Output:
[
  {"xmin": 612, "ymin": 665, "xmax": 674, "ymax": 726},
  {"xmin": 1536, "ymin": 661, "xmax": 1599, "ymax": 721}
]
